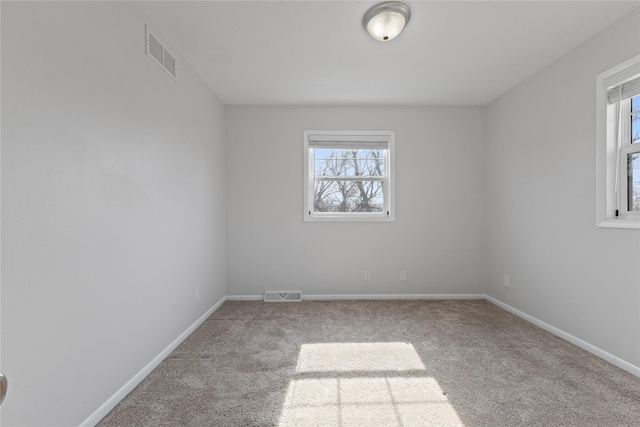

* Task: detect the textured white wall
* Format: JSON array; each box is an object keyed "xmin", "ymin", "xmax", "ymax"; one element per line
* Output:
[
  {"xmin": 1, "ymin": 2, "xmax": 226, "ymax": 425},
  {"xmin": 486, "ymin": 10, "xmax": 640, "ymax": 367},
  {"xmin": 226, "ymin": 106, "xmax": 486, "ymax": 297}
]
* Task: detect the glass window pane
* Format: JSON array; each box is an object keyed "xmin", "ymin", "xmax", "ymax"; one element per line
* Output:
[
  {"xmin": 314, "ymin": 180, "xmax": 383, "ymax": 212},
  {"xmin": 313, "ymin": 148, "xmax": 385, "ymax": 177},
  {"xmin": 631, "ymin": 95, "xmax": 640, "ymax": 113},
  {"xmin": 314, "ymin": 148, "xmax": 335, "ymax": 176},
  {"xmin": 628, "ymin": 152, "xmax": 640, "ymax": 212},
  {"xmin": 632, "ymin": 112, "xmax": 640, "ymax": 144},
  {"xmin": 314, "ymin": 148, "xmax": 335, "ymax": 159}
]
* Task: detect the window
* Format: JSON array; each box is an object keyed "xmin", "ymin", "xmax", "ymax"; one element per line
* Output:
[
  {"xmin": 303, "ymin": 130, "xmax": 395, "ymax": 222},
  {"xmin": 621, "ymin": 93, "xmax": 640, "ymax": 213},
  {"xmin": 596, "ymin": 56, "xmax": 640, "ymax": 229}
]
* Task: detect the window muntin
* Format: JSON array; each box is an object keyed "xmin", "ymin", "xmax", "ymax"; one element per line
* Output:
[{"xmin": 304, "ymin": 131, "xmax": 395, "ymax": 222}]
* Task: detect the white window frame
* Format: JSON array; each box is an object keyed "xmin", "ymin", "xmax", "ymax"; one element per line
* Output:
[
  {"xmin": 596, "ymin": 55, "xmax": 640, "ymax": 229},
  {"xmin": 303, "ymin": 130, "xmax": 395, "ymax": 222}
]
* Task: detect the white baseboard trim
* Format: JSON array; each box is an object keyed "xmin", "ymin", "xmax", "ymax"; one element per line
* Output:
[
  {"xmin": 485, "ymin": 295, "xmax": 640, "ymax": 378},
  {"xmin": 226, "ymin": 294, "xmax": 487, "ymax": 301},
  {"xmin": 80, "ymin": 296, "xmax": 228, "ymax": 427},
  {"xmin": 226, "ymin": 294, "xmax": 263, "ymax": 301},
  {"xmin": 303, "ymin": 293, "xmax": 486, "ymax": 300}
]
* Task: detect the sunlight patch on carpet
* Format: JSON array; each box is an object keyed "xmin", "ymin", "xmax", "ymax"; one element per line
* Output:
[
  {"xmin": 296, "ymin": 342, "xmax": 426, "ymax": 373},
  {"xmin": 279, "ymin": 343, "xmax": 464, "ymax": 427}
]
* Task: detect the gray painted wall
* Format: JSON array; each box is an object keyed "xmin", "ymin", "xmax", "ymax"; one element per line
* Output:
[
  {"xmin": 226, "ymin": 106, "xmax": 487, "ymax": 297},
  {"xmin": 1, "ymin": 2, "xmax": 226, "ymax": 425},
  {"xmin": 485, "ymin": 10, "xmax": 640, "ymax": 367}
]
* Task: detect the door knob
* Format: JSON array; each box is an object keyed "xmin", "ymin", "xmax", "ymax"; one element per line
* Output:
[{"xmin": 0, "ymin": 372, "xmax": 7, "ymax": 405}]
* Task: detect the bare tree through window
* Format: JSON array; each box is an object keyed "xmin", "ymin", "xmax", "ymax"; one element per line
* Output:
[{"xmin": 313, "ymin": 148, "xmax": 385, "ymax": 212}]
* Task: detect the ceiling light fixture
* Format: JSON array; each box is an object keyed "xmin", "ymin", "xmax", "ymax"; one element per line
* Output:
[{"xmin": 362, "ymin": 1, "xmax": 411, "ymax": 42}]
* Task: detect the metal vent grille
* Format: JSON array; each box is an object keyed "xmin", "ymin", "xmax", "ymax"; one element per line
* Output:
[
  {"xmin": 145, "ymin": 25, "xmax": 176, "ymax": 80},
  {"xmin": 148, "ymin": 32, "xmax": 163, "ymax": 64},
  {"xmin": 163, "ymin": 50, "xmax": 176, "ymax": 77},
  {"xmin": 264, "ymin": 291, "xmax": 303, "ymax": 302}
]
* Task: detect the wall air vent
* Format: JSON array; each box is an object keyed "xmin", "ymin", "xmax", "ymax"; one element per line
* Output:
[
  {"xmin": 264, "ymin": 291, "xmax": 303, "ymax": 302},
  {"xmin": 145, "ymin": 25, "xmax": 176, "ymax": 80}
]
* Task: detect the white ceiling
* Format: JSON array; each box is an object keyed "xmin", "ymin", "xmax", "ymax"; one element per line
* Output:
[{"xmin": 138, "ymin": 1, "xmax": 639, "ymax": 106}]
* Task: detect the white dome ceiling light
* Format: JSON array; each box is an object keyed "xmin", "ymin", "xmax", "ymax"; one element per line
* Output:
[{"xmin": 363, "ymin": 2, "xmax": 411, "ymax": 42}]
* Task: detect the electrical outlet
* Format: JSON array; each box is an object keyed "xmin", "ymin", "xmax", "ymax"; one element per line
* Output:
[
  {"xmin": 195, "ymin": 288, "xmax": 200, "ymax": 301},
  {"xmin": 400, "ymin": 270, "xmax": 408, "ymax": 281},
  {"xmin": 364, "ymin": 270, "xmax": 371, "ymax": 281},
  {"xmin": 503, "ymin": 275, "xmax": 510, "ymax": 288}
]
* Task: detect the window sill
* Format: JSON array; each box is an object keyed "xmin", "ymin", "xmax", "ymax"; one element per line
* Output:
[
  {"xmin": 597, "ymin": 217, "xmax": 640, "ymax": 230},
  {"xmin": 305, "ymin": 213, "xmax": 395, "ymax": 222}
]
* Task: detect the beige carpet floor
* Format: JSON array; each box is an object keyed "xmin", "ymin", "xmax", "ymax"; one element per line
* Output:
[{"xmin": 98, "ymin": 300, "xmax": 640, "ymax": 426}]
